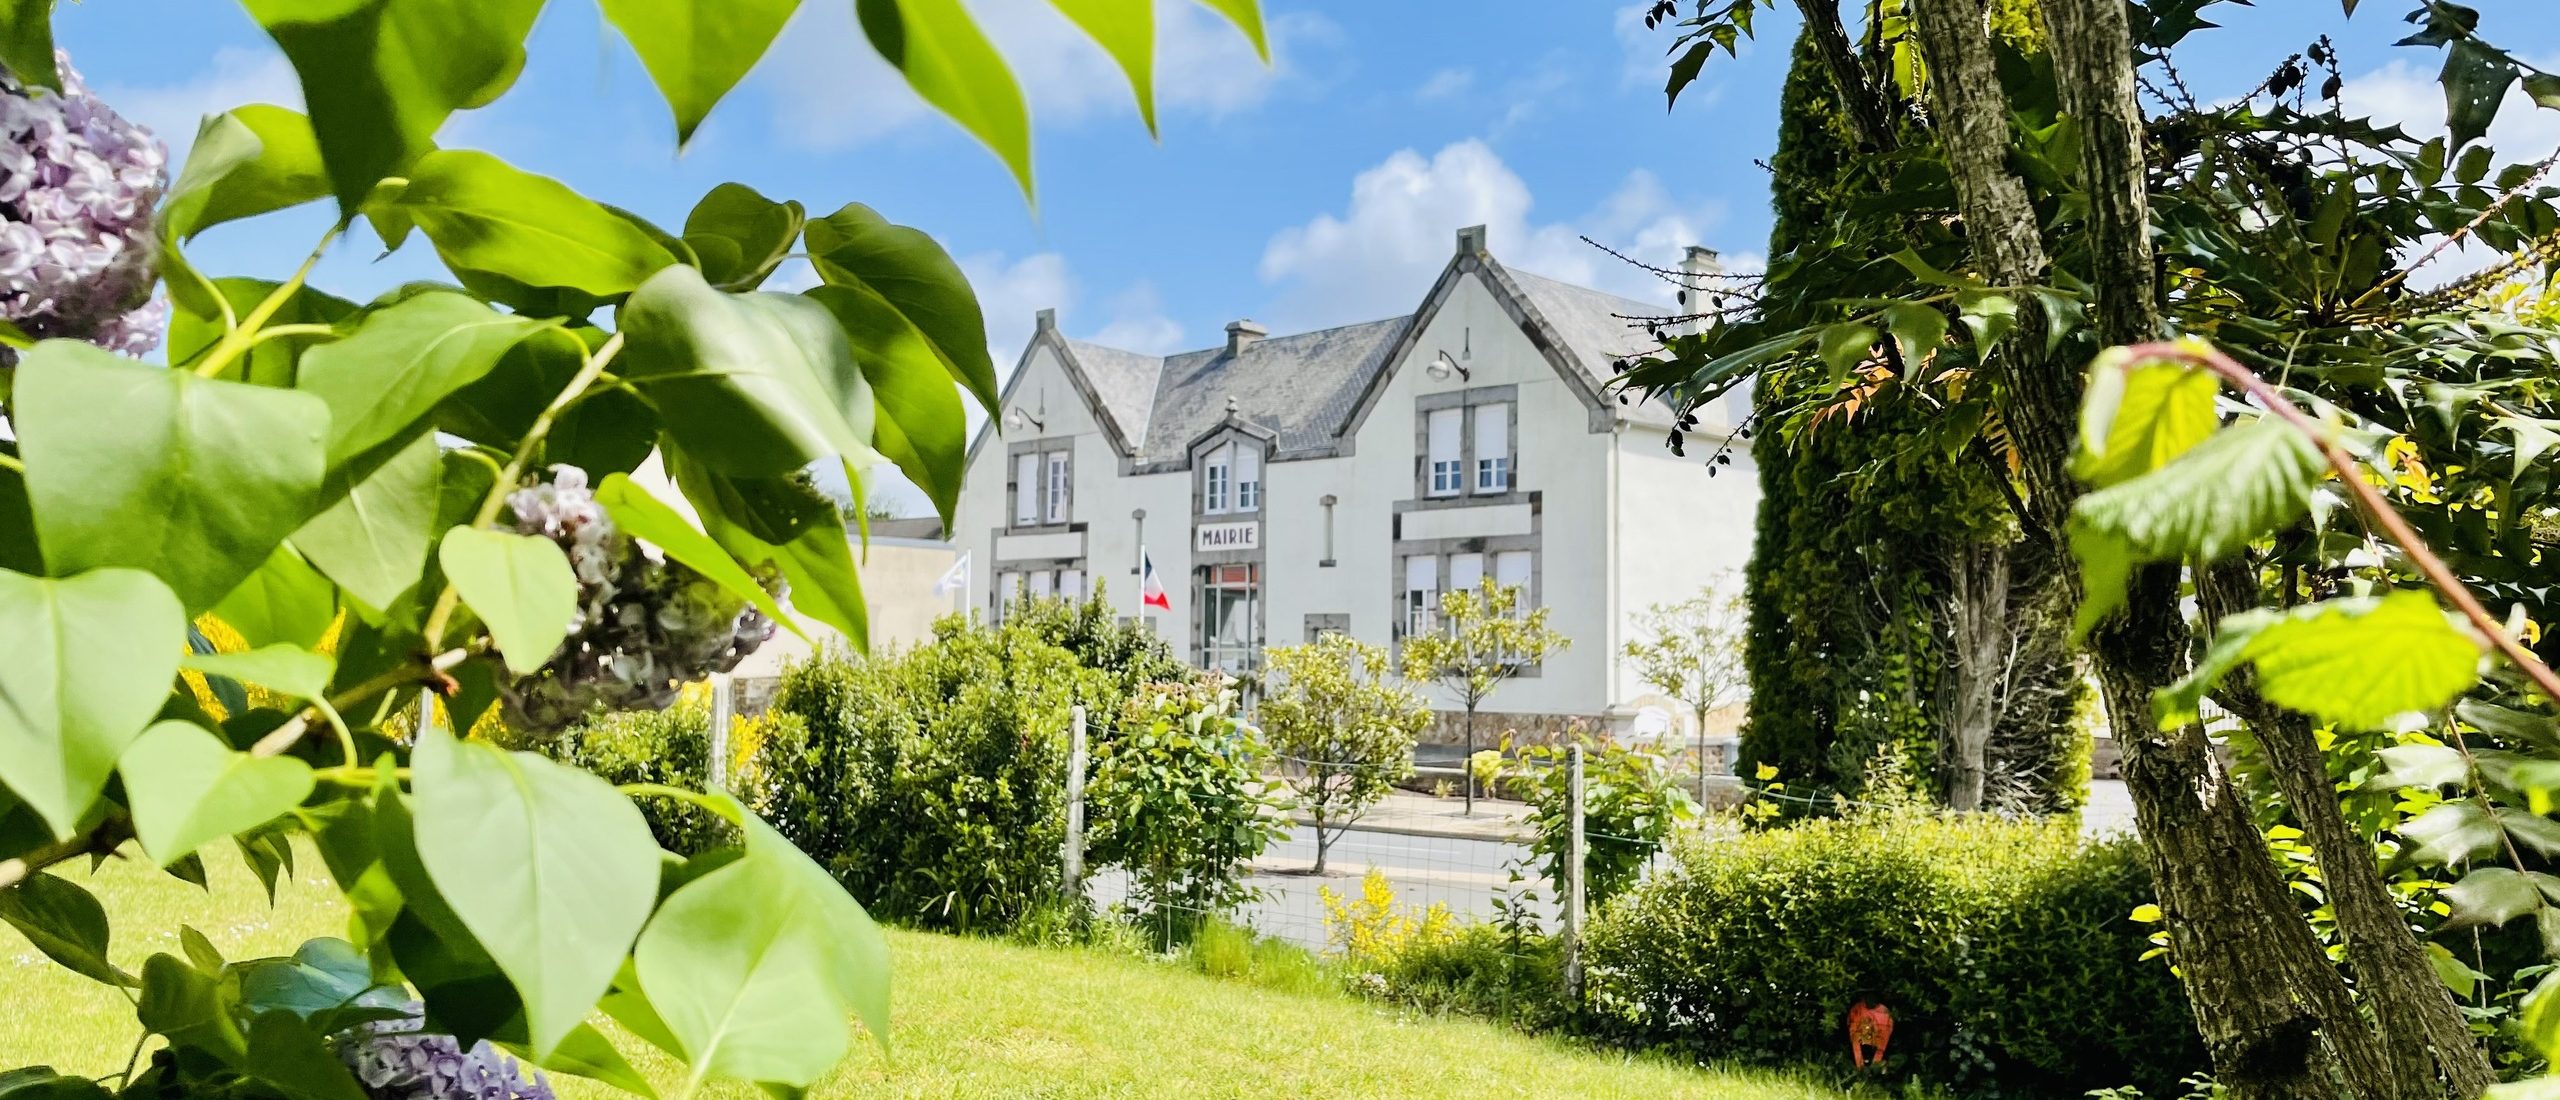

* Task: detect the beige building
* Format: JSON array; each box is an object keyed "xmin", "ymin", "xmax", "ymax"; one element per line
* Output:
[{"xmin": 947, "ymin": 226, "xmax": 1757, "ymax": 738}]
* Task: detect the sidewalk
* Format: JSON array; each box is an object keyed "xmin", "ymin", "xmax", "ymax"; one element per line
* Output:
[{"xmin": 1289, "ymin": 787, "xmax": 1532, "ymax": 843}]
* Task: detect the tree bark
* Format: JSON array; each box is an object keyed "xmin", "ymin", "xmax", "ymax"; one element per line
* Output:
[
  {"xmin": 1901, "ymin": 1, "xmax": 2391, "ymax": 1095},
  {"xmin": 1790, "ymin": 0, "xmax": 1899, "ymax": 153},
  {"xmin": 1944, "ymin": 541, "xmax": 2009, "ymax": 811},
  {"xmin": 2200, "ymin": 564, "xmax": 2495, "ymax": 1099}
]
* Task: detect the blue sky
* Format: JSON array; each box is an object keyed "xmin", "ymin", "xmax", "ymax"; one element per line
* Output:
[{"xmin": 50, "ymin": 0, "xmax": 2560, "ymax": 513}]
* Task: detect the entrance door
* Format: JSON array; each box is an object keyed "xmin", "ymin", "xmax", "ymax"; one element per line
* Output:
[{"xmin": 1198, "ymin": 563, "xmax": 1260, "ymax": 675}]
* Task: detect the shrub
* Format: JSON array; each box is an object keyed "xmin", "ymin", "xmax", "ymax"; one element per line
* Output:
[
  {"xmin": 770, "ymin": 615, "xmax": 1113, "ymax": 932},
  {"xmin": 1260, "ymin": 635, "xmax": 1430, "ymax": 873},
  {"xmin": 1581, "ymin": 814, "xmax": 2201, "ymax": 1095},
  {"xmin": 1513, "ymin": 731, "xmax": 1696, "ymax": 911},
  {"xmin": 998, "ymin": 588, "xmax": 1188, "ymax": 701},
  {"xmin": 1084, "ymin": 675, "xmax": 1285, "ymax": 937},
  {"xmin": 544, "ymin": 692, "xmax": 805, "ymax": 855}
]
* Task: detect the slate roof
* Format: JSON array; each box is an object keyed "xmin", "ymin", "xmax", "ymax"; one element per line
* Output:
[{"xmin": 1035, "ymin": 255, "xmax": 1699, "ymax": 467}]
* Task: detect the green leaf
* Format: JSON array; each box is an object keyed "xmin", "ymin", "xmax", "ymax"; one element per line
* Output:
[
  {"xmin": 0, "ymin": 0, "xmax": 56, "ymax": 90},
  {"xmin": 683, "ymin": 183, "xmax": 807, "ymax": 291},
  {"xmin": 2504, "ymin": 416, "xmax": 2559, "ymax": 482},
  {"xmin": 1954, "ymin": 291, "xmax": 2018, "ymax": 350},
  {"xmin": 119, "ymin": 721, "xmax": 316, "ymax": 867},
  {"xmin": 509, "ymin": 1022, "xmax": 659, "ymax": 1099},
  {"xmin": 592, "ymin": 473, "xmax": 802, "ymax": 641},
  {"xmin": 2248, "ymin": 592, "xmax": 2484, "ymax": 730},
  {"xmin": 436, "ymin": 327, "xmax": 656, "ymax": 475},
  {"xmin": 2069, "ymin": 416, "xmax": 2325, "ymax": 635},
  {"xmin": 855, "ymin": 0, "xmax": 1033, "ymax": 200},
  {"xmin": 1878, "ymin": 302, "xmax": 1946, "ymax": 371},
  {"xmin": 160, "ymin": 106, "xmax": 330, "ymax": 244},
  {"xmin": 1885, "ymin": 248, "xmax": 1981, "ymax": 289},
  {"xmin": 2370, "ymin": 742, "xmax": 2469, "ymax": 789},
  {"xmin": 2075, "ymin": 353, "xmax": 2221, "ymax": 488},
  {"xmin": 2521, "ymin": 970, "xmax": 2560, "ymax": 1067},
  {"xmin": 211, "ymin": 547, "xmax": 338, "ymax": 651},
  {"xmin": 379, "ymin": 150, "xmax": 680, "ymax": 303},
  {"xmin": 413, "ymin": 726, "xmax": 660, "ymax": 1058},
  {"xmin": 1815, "ymin": 323, "xmax": 1878, "ymax": 386},
  {"xmin": 180, "ymin": 647, "xmax": 335, "ymax": 702},
  {"xmin": 804, "ymin": 202, "xmax": 1001, "ymax": 412},
  {"xmin": 1187, "ymin": 0, "xmax": 1267, "ymax": 61},
  {"xmin": 2442, "ymin": 866, "xmax": 2555, "ymax": 930},
  {"xmin": 244, "ymin": 1009, "xmax": 368, "ymax": 1100},
  {"xmin": 0, "ymin": 872, "xmax": 128, "ymax": 986},
  {"xmin": 2441, "ymin": 38, "xmax": 2517, "ymax": 152},
  {"xmin": 2026, "ymin": 287, "xmax": 2087, "ymax": 356},
  {"xmin": 2426, "ymin": 939, "xmax": 2488, "ymax": 999},
  {"xmin": 2527, "ymin": 72, "xmax": 2560, "ymax": 110},
  {"xmin": 15, "ymin": 342, "xmax": 329, "ymax": 611},
  {"xmin": 296, "ymin": 291, "xmax": 553, "ymax": 468},
  {"xmin": 0, "ymin": 568, "xmax": 186, "ymax": 837},
  {"xmin": 2402, "ymin": 801, "xmax": 2504, "ymax": 864},
  {"xmin": 241, "ymin": 0, "xmax": 544, "ymax": 215},
  {"xmin": 620, "ymin": 264, "xmax": 881, "ymax": 476},
  {"xmin": 137, "ymin": 953, "xmax": 247, "ymax": 1062},
  {"xmin": 0, "ymin": 1070, "xmax": 111, "ymax": 1099},
  {"xmin": 632, "ymin": 797, "xmax": 889, "ymax": 1088},
  {"xmin": 437, "ymin": 527, "xmax": 577, "ymax": 676},
  {"xmin": 600, "ymin": 0, "xmax": 798, "ymax": 145},
  {"xmin": 1051, "ymin": 0, "xmax": 1156, "ymax": 134},
  {"xmin": 671, "ymin": 457, "xmax": 868, "ymax": 651},
  {"xmin": 807, "ymin": 284, "xmax": 968, "ymax": 524},
  {"xmin": 292, "ymin": 432, "xmax": 441, "ymax": 616}
]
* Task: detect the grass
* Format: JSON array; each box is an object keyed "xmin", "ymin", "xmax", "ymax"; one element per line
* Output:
[{"xmin": 0, "ymin": 843, "xmax": 1880, "ymax": 1099}]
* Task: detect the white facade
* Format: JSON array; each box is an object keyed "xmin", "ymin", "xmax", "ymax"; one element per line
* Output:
[{"xmin": 950, "ymin": 226, "xmax": 1758, "ymax": 732}]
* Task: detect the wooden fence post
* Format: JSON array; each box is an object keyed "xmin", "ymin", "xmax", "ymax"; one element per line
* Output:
[
  {"xmin": 1563, "ymin": 742, "xmax": 1587, "ymax": 1002},
  {"xmin": 707, "ymin": 673, "xmax": 734, "ymax": 789},
  {"xmin": 1063, "ymin": 704, "xmax": 1089, "ymax": 894}
]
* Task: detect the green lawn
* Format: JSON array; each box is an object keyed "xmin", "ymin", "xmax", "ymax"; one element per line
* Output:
[{"xmin": 0, "ymin": 844, "xmax": 1870, "ymax": 1099}]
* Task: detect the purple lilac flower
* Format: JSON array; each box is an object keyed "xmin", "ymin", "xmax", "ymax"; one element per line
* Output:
[
  {"xmin": 0, "ymin": 51, "xmax": 166, "ymax": 356},
  {"xmin": 336, "ymin": 1002, "xmax": 554, "ymax": 1100},
  {"xmin": 499, "ymin": 465, "xmax": 784, "ymax": 732}
]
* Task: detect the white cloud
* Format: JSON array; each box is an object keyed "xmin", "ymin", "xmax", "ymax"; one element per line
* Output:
[
  {"xmin": 1258, "ymin": 140, "xmax": 1733, "ymax": 330},
  {"xmin": 1416, "ymin": 68, "xmax": 1474, "ymax": 102},
  {"xmin": 98, "ymin": 46, "xmax": 301, "ymax": 164},
  {"xmin": 763, "ymin": 0, "xmax": 1334, "ymax": 153},
  {"xmin": 963, "ymin": 250, "xmax": 1077, "ymax": 374},
  {"xmin": 1491, "ymin": 57, "xmax": 1575, "ymax": 139},
  {"xmin": 1088, "ymin": 281, "xmax": 1186, "ymax": 354}
]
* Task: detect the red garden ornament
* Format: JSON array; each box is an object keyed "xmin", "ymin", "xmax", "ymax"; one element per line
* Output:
[{"xmin": 1846, "ymin": 1000, "xmax": 1893, "ymax": 1070}]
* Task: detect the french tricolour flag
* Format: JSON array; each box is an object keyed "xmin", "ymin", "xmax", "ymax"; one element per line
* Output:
[{"xmin": 1140, "ymin": 547, "xmax": 1171, "ymax": 611}]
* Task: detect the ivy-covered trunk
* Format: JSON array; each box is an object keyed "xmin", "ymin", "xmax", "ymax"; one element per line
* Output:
[{"xmin": 1942, "ymin": 541, "xmax": 2008, "ymax": 812}]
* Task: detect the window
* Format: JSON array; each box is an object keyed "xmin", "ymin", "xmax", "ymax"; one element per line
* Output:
[
  {"xmin": 1200, "ymin": 563, "xmax": 1260, "ymax": 674},
  {"xmin": 1013, "ymin": 453, "xmax": 1039, "ymax": 524},
  {"xmin": 1495, "ymin": 551, "xmax": 1533, "ymax": 609},
  {"xmin": 1234, "ymin": 445, "xmax": 1261, "ymax": 511},
  {"xmin": 1059, "ymin": 568, "xmax": 1085, "ymax": 601},
  {"xmin": 1027, "ymin": 570, "xmax": 1054, "ymax": 600},
  {"xmin": 1044, "ymin": 452, "xmax": 1070, "ymax": 523},
  {"xmin": 1449, "ymin": 552, "xmax": 1484, "ymax": 596},
  {"xmin": 1205, "ymin": 444, "xmax": 1231, "ymax": 513},
  {"xmin": 1427, "ymin": 408, "xmax": 1463, "ymax": 496},
  {"xmin": 1474, "ymin": 403, "xmax": 1511, "ymax": 492},
  {"xmin": 1402, "ymin": 555, "xmax": 1439, "ymax": 637}
]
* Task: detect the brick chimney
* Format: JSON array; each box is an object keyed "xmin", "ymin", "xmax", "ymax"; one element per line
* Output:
[
  {"xmin": 1680, "ymin": 246, "xmax": 1724, "ymax": 334},
  {"xmin": 1225, "ymin": 319, "xmax": 1267, "ymax": 356}
]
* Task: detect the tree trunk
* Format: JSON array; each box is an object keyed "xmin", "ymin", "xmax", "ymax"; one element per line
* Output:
[
  {"xmin": 2200, "ymin": 565, "xmax": 2494, "ymax": 1099},
  {"xmin": 1463, "ymin": 704, "xmax": 1477, "ymax": 816},
  {"xmin": 1696, "ymin": 703, "xmax": 1713, "ymax": 808},
  {"xmin": 1944, "ymin": 541, "xmax": 2009, "ymax": 811},
  {"xmin": 1901, "ymin": 1, "xmax": 2394, "ymax": 1094},
  {"xmin": 1312, "ymin": 822, "xmax": 1332, "ymax": 876}
]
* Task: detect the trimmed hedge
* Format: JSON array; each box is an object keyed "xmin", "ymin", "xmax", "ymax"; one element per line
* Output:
[
  {"xmin": 545, "ymin": 696, "xmax": 805, "ymax": 855},
  {"xmin": 1582, "ymin": 814, "xmax": 2201, "ymax": 1095}
]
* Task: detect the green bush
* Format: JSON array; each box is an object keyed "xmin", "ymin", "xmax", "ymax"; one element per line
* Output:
[
  {"xmin": 1084, "ymin": 675, "xmax": 1285, "ymax": 938},
  {"xmin": 544, "ymin": 696, "xmax": 805, "ymax": 855},
  {"xmin": 770, "ymin": 613, "xmax": 1113, "ymax": 932},
  {"xmin": 1513, "ymin": 733, "xmax": 1696, "ymax": 912},
  {"xmin": 1581, "ymin": 814, "xmax": 2201, "ymax": 1095}
]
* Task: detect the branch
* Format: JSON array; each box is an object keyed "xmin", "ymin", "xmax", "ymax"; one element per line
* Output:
[
  {"xmin": 2045, "ymin": 0, "xmax": 2161, "ymax": 343},
  {"xmin": 1790, "ymin": 0, "xmax": 1899, "ymax": 153},
  {"xmin": 2125, "ymin": 340, "xmax": 2560, "ymax": 705}
]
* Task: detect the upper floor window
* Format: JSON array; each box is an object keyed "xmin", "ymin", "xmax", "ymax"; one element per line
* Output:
[
  {"xmin": 1013, "ymin": 453, "xmax": 1039, "ymax": 524},
  {"xmin": 1045, "ymin": 451, "xmax": 1071, "ymax": 523},
  {"xmin": 1427, "ymin": 408, "xmax": 1463, "ymax": 497},
  {"xmin": 1205, "ymin": 451, "xmax": 1231, "ymax": 512},
  {"xmin": 1201, "ymin": 440, "xmax": 1264, "ymax": 515},
  {"xmin": 1474, "ymin": 403, "xmax": 1511, "ymax": 493}
]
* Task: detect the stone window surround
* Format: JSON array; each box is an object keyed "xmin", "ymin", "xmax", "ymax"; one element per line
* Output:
[
  {"xmin": 1006, "ymin": 436, "xmax": 1075, "ymax": 533},
  {"xmin": 1413, "ymin": 385, "xmax": 1519, "ymax": 503},
  {"xmin": 1191, "ymin": 427, "xmax": 1267, "ymax": 519},
  {"xmin": 1189, "ymin": 426, "xmax": 1269, "ymax": 671},
  {"xmin": 1388, "ymin": 489, "xmax": 1545, "ymax": 678}
]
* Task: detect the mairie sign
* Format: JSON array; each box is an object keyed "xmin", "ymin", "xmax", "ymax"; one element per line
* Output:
[{"xmin": 1194, "ymin": 521, "xmax": 1260, "ymax": 553}]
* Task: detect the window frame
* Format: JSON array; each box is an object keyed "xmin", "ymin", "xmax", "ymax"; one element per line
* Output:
[
  {"xmin": 1044, "ymin": 450, "xmax": 1071, "ymax": 524},
  {"xmin": 1473, "ymin": 401, "xmax": 1512, "ymax": 494}
]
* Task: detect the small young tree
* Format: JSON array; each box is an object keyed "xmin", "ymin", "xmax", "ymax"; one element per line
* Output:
[
  {"xmin": 1622, "ymin": 580, "xmax": 1750, "ymax": 806},
  {"xmin": 1259, "ymin": 634, "xmax": 1431, "ymax": 874},
  {"xmin": 1400, "ymin": 580, "xmax": 1572, "ymax": 814}
]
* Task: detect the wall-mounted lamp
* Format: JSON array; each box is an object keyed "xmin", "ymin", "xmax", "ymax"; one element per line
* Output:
[
  {"xmin": 1006, "ymin": 407, "xmax": 1045, "ymax": 432},
  {"xmin": 1426, "ymin": 350, "xmax": 1470, "ymax": 383}
]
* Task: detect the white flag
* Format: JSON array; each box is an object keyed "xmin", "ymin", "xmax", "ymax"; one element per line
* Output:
[{"xmin": 933, "ymin": 550, "xmax": 971, "ymax": 597}]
